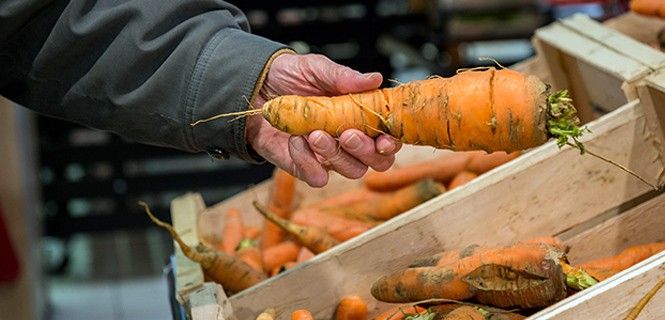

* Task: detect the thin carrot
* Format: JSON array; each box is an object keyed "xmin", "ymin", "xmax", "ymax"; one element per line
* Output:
[
  {"xmin": 290, "ymin": 208, "xmax": 376, "ymax": 241},
  {"xmin": 323, "ymin": 179, "xmax": 445, "ymax": 221},
  {"xmin": 577, "ymin": 242, "xmax": 665, "ymax": 281},
  {"xmin": 364, "ymin": 152, "xmax": 477, "ymax": 192},
  {"xmin": 306, "ymin": 187, "xmax": 378, "ymax": 208},
  {"xmin": 630, "ymin": 0, "xmax": 665, "ymax": 18},
  {"xmin": 256, "ymin": 308, "xmax": 276, "ymax": 320},
  {"xmin": 236, "ymin": 238, "xmax": 263, "ymax": 273},
  {"xmin": 262, "ymin": 169, "xmax": 297, "ymax": 250},
  {"xmin": 262, "ymin": 240, "xmax": 300, "ymax": 274},
  {"xmin": 244, "ymin": 226, "xmax": 262, "ymax": 240},
  {"xmin": 372, "ymin": 305, "xmax": 428, "ymax": 320},
  {"xmin": 254, "ymin": 201, "xmax": 340, "ymax": 254},
  {"xmin": 371, "ymin": 242, "xmax": 568, "ymax": 308},
  {"xmin": 291, "ymin": 309, "xmax": 314, "ymax": 320},
  {"xmin": 465, "ymin": 151, "xmax": 521, "ymax": 174},
  {"xmin": 297, "ymin": 247, "xmax": 315, "ymax": 263},
  {"xmin": 139, "ymin": 202, "xmax": 266, "ymax": 293},
  {"xmin": 335, "ymin": 295, "xmax": 368, "ymax": 320},
  {"xmin": 221, "ymin": 208, "xmax": 244, "ymax": 255},
  {"xmin": 447, "ymin": 171, "xmax": 478, "ymax": 190}
]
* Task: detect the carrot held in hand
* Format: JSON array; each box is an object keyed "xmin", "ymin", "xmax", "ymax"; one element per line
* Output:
[
  {"xmin": 335, "ymin": 295, "xmax": 368, "ymax": 320},
  {"xmin": 577, "ymin": 242, "xmax": 665, "ymax": 281},
  {"xmin": 364, "ymin": 152, "xmax": 477, "ymax": 192},
  {"xmin": 254, "ymin": 200, "xmax": 339, "ymax": 254},
  {"xmin": 262, "ymin": 169, "xmax": 297, "ymax": 250},
  {"xmin": 222, "ymin": 208, "xmax": 244, "ymax": 255},
  {"xmin": 139, "ymin": 202, "xmax": 266, "ymax": 293}
]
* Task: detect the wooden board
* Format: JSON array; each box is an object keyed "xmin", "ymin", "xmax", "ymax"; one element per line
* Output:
[
  {"xmin": 227, "ymin": 99, "xmax": 665, "ymax": 319},
  {"xmin": 604, "ymin": 12, "xmax": 665, "ymax": 47},
  {"xmin": 171, "ymin": 193, "xmax": 207, "ymax": 304},
  {"xmin": 636, "ymin": 69, "xmax": 665, "ymax": 185}
]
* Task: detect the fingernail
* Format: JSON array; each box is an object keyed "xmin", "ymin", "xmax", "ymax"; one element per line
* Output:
[
  {"xmin": 363, "ymin": 72, "xmax": 381, "ymax": 81},
  {"xmin": 312, "ymin": 132, "xmax": 330, "ymax": 150},
  {"xmin": 344, "ymin": 133, "xmax": 362, "ymax": 151}
]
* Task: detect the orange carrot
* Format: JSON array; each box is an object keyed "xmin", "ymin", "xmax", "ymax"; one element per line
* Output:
[
  {"xmin": 270, "ymin": 261, "xmax": 298, "ymax": 277},
  {"xmin": 371, "ymin": 242, "xmax": 567, "ymax": 308},
  {"xmin": 262, "ymin": 240, "xmax": 300, "ymax": 274},
  {"xmin": 290, "ymin": 208, "xmax": 376, "ymax": 241},
  {"xmin": 447, "ymin": 171, "xmax": 478, "ymax": 190},
  {"xmin": 291, "ymin": 309, "xmax": 314, "ymax": 320},
  {"xmin": 466, "ymin": 151, "xmax": 521, "ymax": 174},
  {"xmin": 440, "ymin": 306, "xmax": 484, "ymax": 320},
  {"xmin": 630, "ymin": 0, "xmax": 665, "ymax": 18},
  {"xmin": 364, "ymin": 152, "xmax": 477, "ymax": 192},
  {"xmin": 323, "ymin": 179, "xmax": 445, "ymax": 221},
  {"xmin": 256, "ymin": 308, "xmax": 276, "ymax": 320},
  {"xmin": 306, "ymin": 187, "xmax": 378, "ymax": 208},
  {"xmin": 247, "ymin": 68, "xmax": 582, "ymax": 154},
  {"xmin": 254, "ymin": 201, "xmax": 340, "ymax": 254},
  {"xmin": 577, "ymin": 242, "xmax": 665, "ymax": 281},
  {"xmin": 373, "ymin": 305, "xmax": 428, "ymax": 320},
  {"xmin": 222, "ymin": 208, "xmax": 244, "ymax": 255},
  {"xmin": 335, "ymin": 295, "xmax": 368, "ymax": 320},
  {"xmin": 297, "ymin": 247, "xmax": 315, "ymax": 263},
  {"xmin": 262, "ymin": 169, "xmax": 297, "ymax": 250},
  {"xmin": 139, "ymin": 202, "xmax": 266, "ymax": 293},
  {"xmin": 236, "ymin": 239, "xmax": 263, "ymax": 273},
  {"xmin": 244, "ymin": 226, "xmax": 262, "ymax": 240}
]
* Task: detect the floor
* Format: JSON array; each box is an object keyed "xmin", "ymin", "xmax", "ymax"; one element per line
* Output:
[{"xmin": 43, "ymin": 229, "xmax": 175, "ymax": 320}]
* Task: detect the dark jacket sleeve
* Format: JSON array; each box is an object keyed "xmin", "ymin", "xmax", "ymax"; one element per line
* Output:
[{"xmin": 0, "ymin": 0, "xmax": 289, "ymax": 162}]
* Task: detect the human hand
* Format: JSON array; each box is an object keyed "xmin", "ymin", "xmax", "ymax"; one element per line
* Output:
[{"xmin": 247, "ymin": 53, "xmax": 402, "ymax": 187}]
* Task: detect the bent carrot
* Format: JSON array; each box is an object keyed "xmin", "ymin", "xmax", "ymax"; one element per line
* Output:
[
  {"xmin": 291, "ymin": 309, "xmax": 314, "ymax": 320},
  {"xmin": 447, "ymin": 171, "xmax": 478, "ymax": 190},
  {"xmin": 371, "ymin": 242, "xmax": 567, "ymax": 308},
  {"xmin": 236, "ymin": 239, "xmax": 264, "ymax": 273},
  {"xmin": 364, "ymin": 152, "xmax": 477, "ymax": 192},
  {"xmin": 335, "ymin": 295, "xmax": 368, "ymax": 320},
  {"xmin": 262, "ymin": 169, "xmax": 297, "ymax": 250},
  {"xmin": 262, "ymin": 240, "xmax": 300, "ymax": 274},
  {"xmin": 254, "ymin": 201, "xmax": 339, "ymax": 254},
  {"xmin": 139, "ymin": 202, "xmax": 266, "ymax": 293},
  {"xmin": 373, "ymin": 305, "xmax": 428, "ymax": 320},
  {"xmin": 466, "ymin": 151, "xmax": 521, "ymax": 174},
  {"xmin": 577, "ymin": 242, "xmax": 665, "ymax": 281},
  {"xmin": 222, "ymin": 208, "xmax": 244, "ymax": 255}
]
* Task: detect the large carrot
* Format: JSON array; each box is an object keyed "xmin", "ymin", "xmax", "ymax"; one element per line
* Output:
[
  {"xmin": 630, "ymin": 0, "xmax": 665, "ymax": 18},
  {"xmin": 364, "ymin": 152, "xmax": 477, "ymax": 192},
  {"xmin": 465, "ymin": 151, "xmax": 521, "ymax": 174},
  {"xmin": 261, "ymin": 169, "xmax": 297, "ymax": 250},
  {"xmin": 371, "ymin": 242, "xmax": 568, "ymax": 308},
  {"xmin": 577, "ymin": 242, "xmax": 665, "ymax": 281},
  {"xmin": 447, "ymin": 171, "xmax": 478, "ymax": 190},
  {"xmin": 222, "ymin": 208, "xmax": 244, "ymax": 255},
  {"xmin": 139, "ymin": 202, "xmax": 266, "ymax": 293},
  {"xmin": 335, "ymin": 295, "xmax": 368, "ymax": 320},
  {"xmin": 323, "ymin": 179, "xmax": 445, "ymax": 221},
  {"xmin": 262, "ymin": 240, "xmax": 300, "ymax": 274},
  {"xmin": 254, "ymin": 201, "xmax": 339, "ymax": 254}
]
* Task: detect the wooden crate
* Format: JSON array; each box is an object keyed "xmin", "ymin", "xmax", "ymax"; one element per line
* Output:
[{"xmin": 169, "ymin": 14, "xmax": 665, "ymax": 320}]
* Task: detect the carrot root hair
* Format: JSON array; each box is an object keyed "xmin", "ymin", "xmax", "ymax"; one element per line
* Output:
[{"xmin": 189, "ymin": 109, "xmax": 263, "ymax": 127}]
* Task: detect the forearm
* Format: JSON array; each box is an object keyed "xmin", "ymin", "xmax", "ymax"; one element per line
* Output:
[{"xmin": 0, "ymin": 0, "xmax": 288, "ymax": 162}]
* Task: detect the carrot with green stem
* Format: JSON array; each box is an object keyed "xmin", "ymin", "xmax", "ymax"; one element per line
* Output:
[
  {"xmin": 138, "ymin": 202, "xmax": 266, "ymax": 293},
  {"xmin": 253, "ymin": 200, "xmax": 340, "ymax": 254},
  {"xmin": 193, "ymin": 67, "xmax": 659, "ymax": 190}
]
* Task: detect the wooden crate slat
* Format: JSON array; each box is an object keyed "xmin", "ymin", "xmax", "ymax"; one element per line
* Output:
[{"xmin": 170, "ymin": 193, "xmax": 206, "ymax": 304}]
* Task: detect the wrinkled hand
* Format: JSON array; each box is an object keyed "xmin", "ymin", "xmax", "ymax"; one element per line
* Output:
[{"xmin": 247, "ymin": 53, "xmax": 402, "ymax": 187}]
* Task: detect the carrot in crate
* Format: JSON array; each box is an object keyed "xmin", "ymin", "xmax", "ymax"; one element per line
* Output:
[
  {"xmin": 270, "ymin": 261, "xmax": 297, "ymax": 277},
  {"xmin": 254, "ymin": 201, "xmax": 339, "ymax": 254},
  {"xmin": 139, "ymin": 202, "xmax": 266, "ymax": 293},
  {"xmin": 236, "ymin": 239, "xmax": 263, "ymax": 273},
  {"xmin": 256, "ymin": 308, "xmax": 276, "ymax": 320},
  {"xmin": 244, "ymin": 226, "xmax": 262, "ymax": 240},
  {"xmin": 262, "ymin": 169, "xmax": 297, "ymax": 250},
  {"xmin": 364, "ymin": 152, "xmax": 476, "ymax": 192},
  {"xmin": 335, "ymin": 295, "xmax": 368, "ymax": 320},
  {"xmin": 577, "ymin": 242, "xmax": 665, "ymax": 281},
  {"xmin": 373, "ymin": 305, "xmax": 428, "ymax": 320},
  {"xmin": 291, "ymin": 309, "xmax": 314, "ymax": 320},
  {"xmin": 466, "ymin": 151, "xmax": 521, "ymax": 174},
  {"xmin": 290, "ymin": 208, "xmax": 377, "ymax": 242},
  {"xmin": 306, "ymin": 187, "xmax": 378, "ymax": 209},
  {"xmin": 262, "ymin": 240, "xmax": 300, "ymax": 274},
  {"xmin": 447, "ymin": 171, "xmax": 478, "ymax": 190},
  {"xmin": 296, "ymin": 247, "xmax": 315, "ymax": 263},
  {"xmin": 221, "ymin": 208, "xmax": 244, "ymax": 255}
]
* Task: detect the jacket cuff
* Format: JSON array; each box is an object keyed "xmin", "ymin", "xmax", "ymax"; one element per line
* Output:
[{"xmin": 186, "ymin": 28, "xmax": 291, "ymax": 163}]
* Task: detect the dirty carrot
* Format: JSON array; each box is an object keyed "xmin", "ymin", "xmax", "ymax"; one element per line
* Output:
[
  {"xmin": 440, "ymin": 306, "xmax": 485, "ymax": 320},
  {"xmin": 577, "ymin": 242, "xmax": 665, "ymax": 281},
  {"xmin": 139, "ymin": 202, "xmax": 266, "ymax": 293},
  {"xmin": 465, "ymin": 151, "xmax": 521, "ymax": 174},
  {"xmin": 291, "ymin": 309, "xmax": 314, "ymax": 320},
  {"xmin": 262, "ymin": 169, "xmax": 297, "ymax": 250},
  {"xmin": 371, "ymin": 242, "xmax": 568, "ymax": 308},
  {"xmin": 256, "ymin": 308, "xmax": 276, "ymax": 320},
  {"xmin": 630, "ymin": 0, "xmax": 665, "ymax": 18},
  {"xmin": 364, "ymin": 152, "xmax": 477, "ymax": 192},
  {"xmin": 373, "ymin": 305, "xmax": 428, "ymax": 320},
  {"xmin": 447, "ymin": 171, "xmax": 478, "ymax": 190},
  {"xmin": 254, "ymin": 201, "xmax": 339, "ymax": 254},
  {"xmin": 236, "ymin": 238, "xmax": 264, "ymax": 273},
  {"xmin": 335, "ymin": 295, "xmax": 368, "ymax": 320},
  {"xmin": 222, "ymin": 208, "xmax": 244, "ymax": 255},
  {"xmin": 324, "ymin": 179, "xmax": 445, "ymax": 221},
  {"xmin": 262, "ymin": 240, "xmax": 300, "ymax": 274}
]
